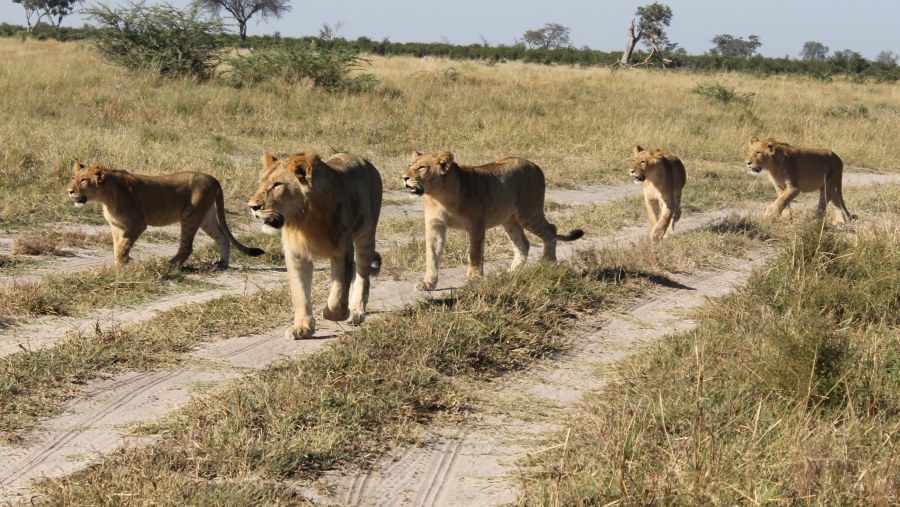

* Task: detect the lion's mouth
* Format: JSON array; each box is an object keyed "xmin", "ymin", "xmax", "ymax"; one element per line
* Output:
[
  {"xmin": 748, "ymin": 166, "xmax": 763, "ymax": 174},
  {"xmin": 263, "ymin": 213, "xmax": 285, "ymax": 229},
  {"xmin": 72, "ymin": 195, "xmax": 87, "ymax": 205},
  {"xmin": 406, "ymin": 185, "xmax": 424, "ymax": 196},
  {"xmin": 632, "ymin": 175, "xmax": 645, "ymax": 183}
]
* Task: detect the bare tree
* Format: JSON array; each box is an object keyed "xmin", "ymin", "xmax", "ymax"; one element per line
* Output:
[
  {"xmin": 620, "ymin": 2, "xmax": 673, "ymax": 66},
  {"xmin": 198, "ymin": 0, "xmax": 291, "ymax": 41},
  {"xmin": 319, "ymin": 20, "xmax": 344, "ymax": 41}
]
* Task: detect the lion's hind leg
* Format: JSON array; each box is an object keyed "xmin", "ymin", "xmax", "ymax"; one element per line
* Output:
[
  {"xmin": 503, "ymin": 220, "xmax": 530, "ymax": 271},
  {"xmin": 348, "ymin": 236, "xmax": 378, "ymax": 326},
  {"xmin": 827, "ymin": 179, "xmax": 855, "ymax": 224},
  {"xmin": 323, "ymin": 249, "xmax": 353, "ymax": 322},
  {"xmin": 170, "ymin": 216, "xmax": 202, "ymax": 266},
  {"xmin": 522, "ymin": 214, "xmax": 559, "ymax": 262},
  {"xmin": 199, "ymin": 206, "xmax": 231, "ymax": 269}
]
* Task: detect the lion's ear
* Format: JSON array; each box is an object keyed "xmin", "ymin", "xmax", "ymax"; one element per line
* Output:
[
  {"xmin": 92, "ymin": 164, "xmax": 107, "ymax": 183},
  {"xmin": 633, "ymin": 145, "xmax": 643, "ymax": 156},
  {"xmin": 72, "ymin": 162, "xmax": 84, "ymax": 174},
  {"xmin": 749, "ymin": 137, "xmax": 759, "ymax": 146},
  {"xmin": 766, "ymin": 141, "xmax": 776, "ymax": 153},
  {"xmin": 261, "ymin": 152, "xmax": 277, "ymax": 169},
  {"xmin": 410, "ymin": 150, "xmax": 422, "ymax": 161},
  {"xmin": 436, "ymin": 152, "xmax": 454, "ymax": 174},
  {"xmin": 292, "ymin": 156, "xmax": 317, "ymax": 183}
]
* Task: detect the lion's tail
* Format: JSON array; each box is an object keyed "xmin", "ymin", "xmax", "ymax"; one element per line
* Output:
[
  {"xmin": 215, "ymin": 189, "xmax": 265, "ymax": 257},
  {"xmin": 556, "ymin": 229, "xmax": 584, "ymax": 242},
  {"xmin": 370, "ymin": 252, "xmax": 382, "ymax": 276}
]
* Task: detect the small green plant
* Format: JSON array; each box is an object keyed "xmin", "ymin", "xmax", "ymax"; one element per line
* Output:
[
  {"xmin": 225, "ymin": 42, "xmax": 378, "ymax": 92},
  {"xmin": 691, "ymin": 81, "xmax": 755, "ymax": 105},
  {"xmin": 84, "ymin": 1, "xmax": 227, "ymax": 81}
]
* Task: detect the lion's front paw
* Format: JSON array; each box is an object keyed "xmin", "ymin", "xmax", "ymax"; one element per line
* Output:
[
  {"xmin": 349, "ymin": 311, "xmax": 366, "ymax": 326},
  {"xmin": 322, "ymin": 305, "xmax": 350, "ymax": 322},
  {"xmin": 416, "ymin": 279, "xmax": 437, "ymax": 291},
  {"xmin": 285, "ymin": 318, "xmax": 316, "ymax": 340}
]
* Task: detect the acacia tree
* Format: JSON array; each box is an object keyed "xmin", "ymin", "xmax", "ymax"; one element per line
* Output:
[
  {"xmin": 198, "ymin": 0, "xmax": 291, "ymax": 41},
  {"xmin": 800, "ymin": 41, "xmax": 829, "ymax": 61},
  {"xmin": 13, "ymin": 0, "xmax": 82, "ymax": 31},
  {"xmin": 522, "ymin": 23, "xmax": 571, "ymax": 50},
  {"xmin": 620, "ymin": 2, "xmax": 673, "ymax": 66},
  {"xmin": 709, "ymin": 34, "xmax": 761, "ymax": 59}
]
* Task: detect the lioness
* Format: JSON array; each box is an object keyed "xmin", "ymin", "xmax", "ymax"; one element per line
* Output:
[
  {"xmin": 248, "ymin": 152, "xmax": 382, "ymax": 340},
  {"xmin": 745, "ymin": 137, "xmax": 855, "ymax": 223},
  {"xmin": 630, "ymin": 146, "xmax": 687, "ymax": 242},
  {"xmin": 402, "ymin": 151, "xmax": 584, "ymax": 291},
  {"xmin": 67, "ymin": 162, "xmax": 264, "ymax": 267}
]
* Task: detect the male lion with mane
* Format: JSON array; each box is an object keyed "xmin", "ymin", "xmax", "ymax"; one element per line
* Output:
[
  {"xmin": 67, "ymin": 163, "xmax": 265, "ymax": 268},
  {"xmin": 630, "ymin": 146, "xmax": 686, "ymax": 242},
  {"xmin": 745, "ymin": 137, "xmax": 855, "ymax": 223},
  {"xmin": 403, "ymin": 151, "xmax": 583, "ymax": 291},
  {"xmin": 248, "ymin": 152, "xmax": 382, "ymax": 340}
]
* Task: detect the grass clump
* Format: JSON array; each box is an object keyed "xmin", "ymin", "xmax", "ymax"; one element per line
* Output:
[
  {"xmin": 0, "ymin": 259, "xmax": 208, "ymax": 322},
  {"xmin": 520, "ymin": 221, "xmax": 900, "ymax": 505}
]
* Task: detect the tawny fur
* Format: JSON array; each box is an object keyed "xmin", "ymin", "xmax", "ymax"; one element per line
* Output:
[
  {"xmin": 402, "ymin": 151, "xmax": 583, "ymax": 291},
  {"xmin": 745, "ymin": 137, "xmax": 855, "ymax": 223},
  {"xmin": 248, "ymin": 152, "xmax": 382, "ymax": 340},
  {"xmin": 630, "ymin": 146, "xmax": 687, "ymax": 242},
  {"xmin": 66, "ymin": 162, "xmax": 264, "ymax": 268}
]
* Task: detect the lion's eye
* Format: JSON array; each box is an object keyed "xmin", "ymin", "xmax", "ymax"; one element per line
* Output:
[
  {"xmin": 79, "ymin": 178, "xmax": 88, "ymax": 184},
  {"xmin": 270, "ymin": 182, "xmax": 283, "ymax": 191},
  {"xmin": 418, "ymin": 167, "xmax": 426, "ymax": 172},
  {"xmin": 640, "ymin": 161, "xmax": 646, "ymax": 167}
]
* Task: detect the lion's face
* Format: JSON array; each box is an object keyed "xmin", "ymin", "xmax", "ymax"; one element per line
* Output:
[
  {"xmin": 745, "ymin": 137, "xmax": 776, "ymax": 174},
  {"xmin": 248, "ymin": 152, "xmax": 317, "ymax": 232},
  {"xmin": 402, "ymin": 151, "xmax": 454, "ymax": 196},
  {"xmin": 67, "ymin": 163, "xmax": 106, "ymax": 207},
  {"xmin": 630, "ymin": 146, "xmax": 664, "ymax": 184}
]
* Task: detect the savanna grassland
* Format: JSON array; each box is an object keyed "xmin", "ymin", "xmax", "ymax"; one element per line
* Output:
[{"xmin": 1, "ymin": 36, "xmax": 899, "ymax": 505}]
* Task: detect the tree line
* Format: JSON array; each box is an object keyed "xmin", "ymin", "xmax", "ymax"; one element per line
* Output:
[{"xmin": 4, "ymin": 0, "xmax": 898, "ymax": 82}]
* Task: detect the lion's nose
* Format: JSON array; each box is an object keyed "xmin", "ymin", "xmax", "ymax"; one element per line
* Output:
[{"xmin": 402, "ymin": 176, "xmax": 409, "ymax": 182}]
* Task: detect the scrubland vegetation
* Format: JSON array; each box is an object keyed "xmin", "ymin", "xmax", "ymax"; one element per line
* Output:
[{"xmin": 0, "ymin": 35, "xmax": 898, "ymax": 504}]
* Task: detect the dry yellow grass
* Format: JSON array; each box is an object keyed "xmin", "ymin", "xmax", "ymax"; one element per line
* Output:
[{"xmin": 1, "ymin": 38, "xmax": 898, "ymax": 227}]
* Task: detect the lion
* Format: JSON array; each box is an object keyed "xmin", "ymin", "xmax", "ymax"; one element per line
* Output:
[
  {"xmin": 67, "ymin": 162, "xmax": 265, "ymax": 268},
  {"xmin": 745, "ymin": 137, "xmax": 855, "ymax": 223},
  {"xmin": 248, "ymin": 152, "xmax": 382, "ymax": 340},
  {"xmin": 402, "ymin": 151, "xmax": 584, "ymax": 291},
  {"xmin": 630, "ymin": 146, "xmax": 687, "ymax": 242}
]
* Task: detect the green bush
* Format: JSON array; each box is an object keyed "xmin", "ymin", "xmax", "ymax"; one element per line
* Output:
[
  {"xmin": 84, "ymin": 1, "xmax": 226, "ymax": 81},
  {"xmin": 225, "ymin": 42, "xmax": 379, "ymax": 92}
]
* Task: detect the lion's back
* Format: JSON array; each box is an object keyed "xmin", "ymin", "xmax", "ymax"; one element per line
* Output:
[{"xmin": 325, "ymin": 153, "xmax": 383, "ymax": 218}]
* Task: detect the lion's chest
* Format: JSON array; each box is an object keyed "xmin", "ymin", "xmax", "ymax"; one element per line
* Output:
[{"xmin": 642, "ymin": 180, "xmax": 667, "ymax": 201}]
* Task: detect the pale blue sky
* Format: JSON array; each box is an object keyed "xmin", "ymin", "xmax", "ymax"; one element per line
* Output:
[{"xmin": 1, "ymin": 0, "xmax": 897, "ymax": 60}]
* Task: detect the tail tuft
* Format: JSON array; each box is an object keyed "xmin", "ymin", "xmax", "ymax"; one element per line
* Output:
[
  {"xmin": 370, "ymin": 252, "xmax": 382, "ymax": 276},
  {"xmin": 244, "ymin": 247, "xmax": 266, "ymax": 257},
  {"xmin": 558, "ymin": 229, "xmax": 584, "ymax": 242}
]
